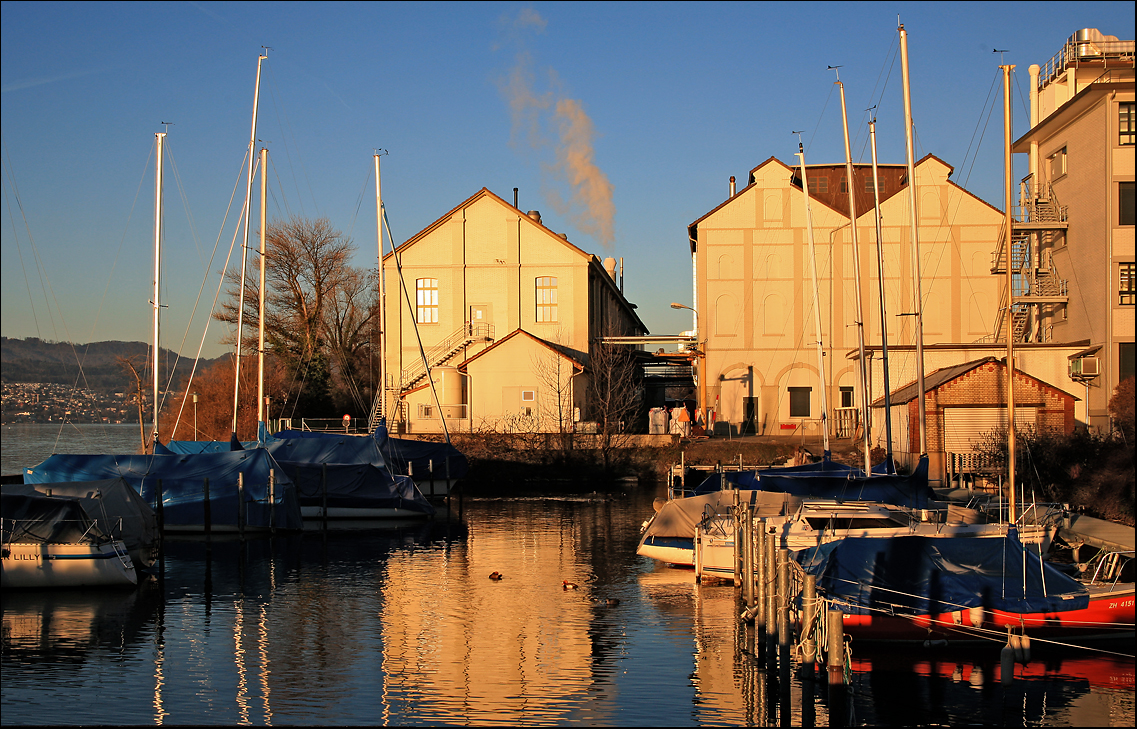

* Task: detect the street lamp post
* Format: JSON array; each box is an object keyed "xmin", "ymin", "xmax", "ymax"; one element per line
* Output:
[
  {"xmin": 671, "ymin": 302, "xmax": 708, "ymax": 434},
  {"xmin": 192, "ymin": 392, "xmax": 198, "ymax": 437}
]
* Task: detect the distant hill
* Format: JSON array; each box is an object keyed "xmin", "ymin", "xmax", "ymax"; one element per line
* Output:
[{"xmin": 1, "ymin": 337, "xmax": 225, "ymax": 391}]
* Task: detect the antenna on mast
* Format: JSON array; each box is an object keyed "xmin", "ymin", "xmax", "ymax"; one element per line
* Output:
[{"xmin": 993, "ymin": 48, "xmax": 1009, "ymax": 64}]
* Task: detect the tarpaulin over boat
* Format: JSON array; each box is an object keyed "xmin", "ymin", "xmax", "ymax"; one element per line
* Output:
[
  {"xmin": 640, "ymin": 490, "xmax": 803, "ymax": 539},
  {"xmin": 370, "ymin": 420, "xmax": 468, "ymax": 481},
  {"xmin": 693, "ymin": 456, "xmax": 933, "ymax": 508},
  {"xmin": 24, "ymin": 450, "xmax": 302, "ymax": 531},
  {"xmin": 2, "ymin": 492, "xmax": 109, "ymax": 544},
  {"xmin": 287, "ymin": 463, "xmax": 435, "ymax": 516},
  {"xmin": 2, "ymin": 478, "xmax": 158, "ymax": 565},
  {"xmin": 793, "ymin": 531, "xmax": 1090, "ymax": 615}
]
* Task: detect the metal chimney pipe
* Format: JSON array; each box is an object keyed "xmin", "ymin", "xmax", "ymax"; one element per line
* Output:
[
  {"xmin": 514, "ymin": 187, "xmax": 518, "ymax": 208},
  {"xmin": 729, "ymin": 176, "xmax": 736, "ymax": 197}
]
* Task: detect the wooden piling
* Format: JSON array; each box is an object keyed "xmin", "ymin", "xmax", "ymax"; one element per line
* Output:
[
  {"xmin": 742, "ymin": 503, "xmax": 754, "ymax": 609},
  {"xmin": 203, "ymin": 477, "xmax": 211, "ymax": 535},
  {"xmin": 777, "ymin": 548, "xmax": 792, "ymax": 703},
  {"xmin": 733, "ymin": 489, "xmax": 742, "ymax": 588},
  {"xmin": 764, "ymin": 531, "xmax": 777, "ymax": 663},
  {"xmin": 755, "ymin": 518, "xmax": 767, "ymax": 640},
  {"xmin": 802, "ymin": 574, "xmax": 817, "ymax": 680},
  {"xmin": 269, "ymin": 468, "xmax": 276, "ymax": 535},
  {"xmin": 827, "ymin": 609, "xmax": 846, "ymax": 726},
  {"xmin": 237, "ymin": 472, "xmax": 245, "ymax": 539}
]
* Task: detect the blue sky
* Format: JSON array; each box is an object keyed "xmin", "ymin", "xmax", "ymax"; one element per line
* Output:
[{"xmin": 3, "ymin": 1, "xmax": 1133, "ymax": 359}]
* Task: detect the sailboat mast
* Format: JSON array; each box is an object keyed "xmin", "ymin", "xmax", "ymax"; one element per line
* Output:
[
  {"xmin": 796, "ymin": 141, "xmax": 831, "ymax": 456},
  {"xmin": 257, "ymin": 146, "xmax": 267, "ymax": 426},
  {"xmin": 1002, "ymin": 62, "xmax": 1018, "ymax": 524},
  {"xmin": 869, "ymin": 119, "xmax": 895, "ymax": 472},
  {"xmin": 836, "ymin": 75, "xmax": 872, "ymax": 472},
  {"xmin": 152, "ymin": 131, "xmax": 165, "ymax": 450},
  {"xmin": 374, "ymin": 152, "xmax": 387, "ymax": 424},
  {"xmin": 899, "ymin": 23, "xmax": 928, "ymax": 455},
  {"xmin": 233, "ymin": 50, "xmax": 267, "ymax": 436}
]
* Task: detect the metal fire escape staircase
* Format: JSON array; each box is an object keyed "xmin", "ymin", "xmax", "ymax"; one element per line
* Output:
[
  {"xmin": 990, "ymin": 180, "xmax": 1069, "ymax": 343},
  {"xmin": 367, "ymin": 321, "xmax": 494, "ymax": 432}
]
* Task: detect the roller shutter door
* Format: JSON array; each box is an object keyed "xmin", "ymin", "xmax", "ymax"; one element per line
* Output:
[{"xmin": 943, "ymin": 407, "xmax": 1038, "ymax": 453}]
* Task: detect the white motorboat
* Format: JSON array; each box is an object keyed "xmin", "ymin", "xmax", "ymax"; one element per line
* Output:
[{"xmin": 2, "ymin": 492, "xmax": 137, "ymax": 589}]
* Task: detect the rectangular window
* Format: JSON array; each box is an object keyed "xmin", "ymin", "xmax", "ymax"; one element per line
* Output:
[
  {"xmin": 1121, "ymin": 102, "xmax": 1135, "ymax": 146},
  {"xmin": 863, "ymin": 177, "xmax": 877, "ymax": 194},
  {"xmin": 1121, "ymin": 262, "xmax": 1136, "ymax": 305},
  {"xmin": 1121, "ymin": 182, "xmax": 1135, "ymax": 226},
  {"xmin": 840, "ymin": 386, "xmax": 854, "ymax": 409},
  {"xmin": 1047, "ymin": 147, "xmax": 1067, "ymax": 180},
  {"xmin": 789, "ymin": 387, "xmax": 811, "ymax": 418},
  {"xmin": 521, "ymin": 390, "xmax": 536, "ymax": 402},
  {"xmin": 839, "ymin": 177, "xmax": 849, "ymax": 194},
  {"xmin": 416, "ymin": 278, "xmax": 438, "ymax": 324},
  {"xmin": 807, "ymin": 177, "xmax": 828, "ymax": 194},
  {"xmin": 418, "ymin": 403, "xmax": 436, "ymax": 419},
  {"xmin": 536, "ymin": 276, "xmax": 558, "ymax": 322},
  {"xmin": 1121, "ymin": 342, "xmax": 1135, "ymax": 381}
]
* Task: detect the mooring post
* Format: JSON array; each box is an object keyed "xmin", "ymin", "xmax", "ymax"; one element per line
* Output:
[
  {"xmin": 322, "ymin": 463, "xmax": 328, "ymax": 531},
  {"xmin": 733, "ymin": 489, "xmax": 742, "ymax": 587},
  {"xmin": 755, "ymin": 518, "xmax": 767, "ymax": 648},
  {"xmin": 203, "ymin": 476, "xmax": 211, "ymax": 536},
  {"xmin": 237, "ymin": 471, "xmax": 246, "ymax": 539},
  {"xmin": 269, "ymin": 468, "xmax": 276, "ymax": 535},
  {"xmin": 802, "ymin": 574, "xmax": 817, "ymax": 681},
  {"xmin": 827, "ymin": 608, "xmax": 846, "ymax": 725},
  {"xmin": 765, "ymin": 531, "xmax": 777, "ymax": 664},
  {"xmin": 445, "ymin": 455, "xmax": 451, "ymax": 513},
  {"xmin": 428, "ymin": 458, "xmax": 435, "ymax": 498},
  {"xmin": 743, "ymin": 503, "xmax": 755, "ymax": 609},
  {"xmin": 778, "ymin": 547, "xmax": 792, "ymax": 710},
  {"xmin": 694, "ymin": 524, "xmax": 704, "ymax": 584}
]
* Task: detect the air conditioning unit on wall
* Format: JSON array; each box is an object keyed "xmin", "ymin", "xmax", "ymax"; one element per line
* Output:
[{"xmin": 1069, "ymin": 356, "xmax": 1100, "ymax": 379}]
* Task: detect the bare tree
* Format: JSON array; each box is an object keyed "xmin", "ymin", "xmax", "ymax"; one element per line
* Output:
[
  {"xmin": 116, "ymin": 355, "xmax": 148, "ymax": 453},
  {"xmin": 215, "ymin": 216, "xmax": 372, "ymax": 418},
  {"xmin": 531, "ymin": 331, "xmax": 582, "ymax": 445},
  {"xmin": 587, "ymin": 320, "xmax": 643, "ymax": 473}
]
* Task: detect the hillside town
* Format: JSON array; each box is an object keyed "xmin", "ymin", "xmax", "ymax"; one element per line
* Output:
[{"xmin": 0, "ymin": 382, "xmax": 137, "ymax": 423}]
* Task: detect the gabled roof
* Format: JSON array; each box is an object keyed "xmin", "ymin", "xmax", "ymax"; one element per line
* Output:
[
  {"xmin": 873, "ymin": 356, "xmax": 1077, "ymax": 407},
  {"xmin": 386, "ymin": 187, "xmax": 595, "ymax": 262},
  {"xmin": 688, "ymin": 153, "xmax": 1001, "ymax": 253},
  {"xmin": 456, "ymin": 328, "xmax": 589, "ymax": 373},
  {"xmin": 385, "ymin": 186, "xmax": 647, "ymax": 334}
]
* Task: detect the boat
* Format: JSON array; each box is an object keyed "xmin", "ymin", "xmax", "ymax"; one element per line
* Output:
[
  {"xmin": 793, "ymin": 531, "xmax": 1134, "ymax": 643},
  {"xmin": 2, "ymin": 478, "xmax": 159, "ymax": 570},
  {"xmin": 2, "ymin": 491, "xmax": 137, "ymax": 588},
  {"xmin": 25, "ymin": 449, "xmax": 303, "ymax": 533}
]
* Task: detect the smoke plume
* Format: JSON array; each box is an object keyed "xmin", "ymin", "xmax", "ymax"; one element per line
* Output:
[{"xmin": 497, "ymin": 10, "xmax": 616, "ymax": 249}]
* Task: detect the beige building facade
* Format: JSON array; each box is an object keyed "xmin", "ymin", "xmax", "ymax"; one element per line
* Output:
[
  {"xmin": 688, "ymin": 154, "xmax": 1005, "ymax": 460},
  {"xmin": 377, "ymin": 188, "xmax": 645, "ymax": 434},
  {"xmin": 1009, "ymin": 28, "xmax": 1135, "ymax": 431}
]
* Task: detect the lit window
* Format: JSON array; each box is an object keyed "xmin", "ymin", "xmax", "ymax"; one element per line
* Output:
[
  {"xmin": 789, "ymin": 387, "xmax": 811, "ymax": 418},
  {"xmin": 1121, "ymin": 102, "xmax": 1135, "ymax": 146},
  {"xmin": 536, "ymin": 276, "xmax": 558, "ymax": 322},
  {"xmin": 807, "ymin": 177, "xmax": 828, "ymax": 194},
  {"xmin": 416, "ymin": 279, "xmax": 438, "ymax": 324},
  {"xmin": 1121, "ymin": 262, "xmax": 1136, "ymax": 306}
]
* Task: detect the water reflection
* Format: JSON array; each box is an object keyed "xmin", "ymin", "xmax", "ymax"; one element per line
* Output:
[{"xmin": 1, "ymin": 492, "xmax": 1132, "ymax": 726}]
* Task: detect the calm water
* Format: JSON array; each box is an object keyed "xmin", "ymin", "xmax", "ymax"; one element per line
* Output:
[{"xmin": 2, "ymin": 426, "xmax": 1134, "ymax": 726}]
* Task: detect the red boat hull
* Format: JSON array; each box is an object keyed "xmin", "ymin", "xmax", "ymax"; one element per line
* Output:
[{"xmin": 831, "ymin": 584, "xmax": 1135, "ymax": 643}]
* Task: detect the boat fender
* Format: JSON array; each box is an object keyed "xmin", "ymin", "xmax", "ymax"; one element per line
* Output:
[
  {"xmin": 1000, "ymin": 639, "xmax": 1015, "ymax": 685},
  {"xmin": 1009, "ymin": 633, "xmax": 1024, "ymax": 663},
  {"xmin": 922, "ymin": 639, "xmax": 948, "ymax": 648},
  {"xmin": 968, "ymin": 607, "xmax": 985, "ymax": 628},
  {"xmin": 1018, "ymin": 634, "xmax": 1031, "ymax": 664},
  {"xmin": 951, "ymin": 610, "xmax": 962, "ymax": 625}
]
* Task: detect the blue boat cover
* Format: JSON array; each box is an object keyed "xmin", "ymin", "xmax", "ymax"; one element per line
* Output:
[
  {"xmin": 24, "ymin": 450, "xmax": 303, "ymax": 531},
  {"xmin": 694, "ymin": 456, "xmax": 933, "ymax": 508},
  {"xmin": 286, "ymin": 463, "xmax": 434, "ymax": 516},
  {"xmin": 794, "ymin": 531, "xmax": 1090, "ymax": 615}
]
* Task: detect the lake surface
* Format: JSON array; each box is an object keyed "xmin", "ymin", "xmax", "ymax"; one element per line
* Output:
[{"xmin": 2, "ymin": 425, "xmax": 1133, "ymax": 726}]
